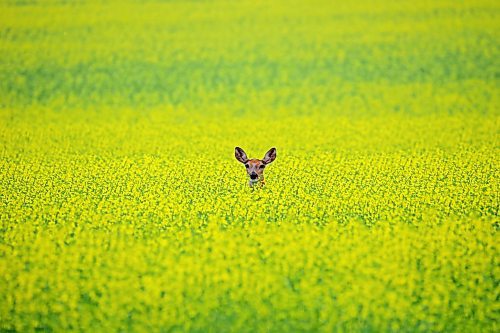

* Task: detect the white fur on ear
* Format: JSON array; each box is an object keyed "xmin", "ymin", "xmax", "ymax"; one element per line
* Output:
[
  {"xmin": 235, "ymin": 147, "xmax": 249, "ymax": 163},
  {"xmin": 263, "ymin": 147, "xmax": 276, "ymax": 164}
]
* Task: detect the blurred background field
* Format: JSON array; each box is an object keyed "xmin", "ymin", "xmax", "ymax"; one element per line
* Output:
[{"xmin": 0, "ymin": 0, "xmax": 498, "ymax": 332}]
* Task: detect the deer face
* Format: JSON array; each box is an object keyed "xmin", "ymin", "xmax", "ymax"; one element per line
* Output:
[{"xmin": 235, "ymin": 147, "xmax": 276, "ymax": 186}]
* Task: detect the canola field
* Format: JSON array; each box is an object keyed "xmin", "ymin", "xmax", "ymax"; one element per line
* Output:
[{"xmin": 0, "ymin": 0, "xmax": 499, "ymax": 332}]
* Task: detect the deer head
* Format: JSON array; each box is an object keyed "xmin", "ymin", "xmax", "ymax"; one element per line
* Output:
[{"xmin": 235, "ymin": 147, "xmax": 276, "ymax": 187}]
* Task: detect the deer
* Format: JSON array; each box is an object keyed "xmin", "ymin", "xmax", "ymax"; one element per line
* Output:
[{"xmin": 235, "ymin": 147, "xmax": 276, "ymax": 187}]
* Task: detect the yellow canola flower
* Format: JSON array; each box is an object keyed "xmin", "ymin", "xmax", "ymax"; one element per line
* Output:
[{"xmin": 0, "ymin": 0, "xmax": 498, "ymax": 332}]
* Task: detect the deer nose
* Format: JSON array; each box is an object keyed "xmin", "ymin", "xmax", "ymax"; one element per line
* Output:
[{"xmin": 250, "ymin": 173, "xmax": 258, "ymax": 180}]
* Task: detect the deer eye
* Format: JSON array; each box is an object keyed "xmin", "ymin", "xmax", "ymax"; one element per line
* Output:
[
  {"xmin": 245, "ymin": 164, "xmax": 249, "ymax": 168},
  {"xmin": 259, "ymin": 165, "xmax": 265, "ymax": 169}
]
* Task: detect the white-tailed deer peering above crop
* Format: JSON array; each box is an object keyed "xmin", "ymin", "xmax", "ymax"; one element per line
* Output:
[{"xmin": 235, "ymin": 147, "xmax": 276, "ymax": 187}]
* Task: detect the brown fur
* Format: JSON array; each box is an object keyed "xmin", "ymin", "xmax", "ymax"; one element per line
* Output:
[{"xmin": 235, "ymin": 147, "xmax": 276, "ymax": 187}]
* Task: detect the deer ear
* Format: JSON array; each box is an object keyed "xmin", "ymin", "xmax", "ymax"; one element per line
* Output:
[
  {"xmin": 235, "ymin": 147, "xmax": 248, "ymax": 164},
  {"xmin": 262, "ymin": 147, "xmax": 276, "ymax": 164}
]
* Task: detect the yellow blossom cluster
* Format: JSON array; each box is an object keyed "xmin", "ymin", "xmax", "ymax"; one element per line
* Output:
[{"xmin": 0, "ymin": 0, "xmax": 498, "ymax": 332}]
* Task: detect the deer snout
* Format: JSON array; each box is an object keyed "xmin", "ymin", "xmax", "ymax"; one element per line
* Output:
[{"xmin": 250, "ymin": 173, "xmax": 258, "ymax": 180}]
